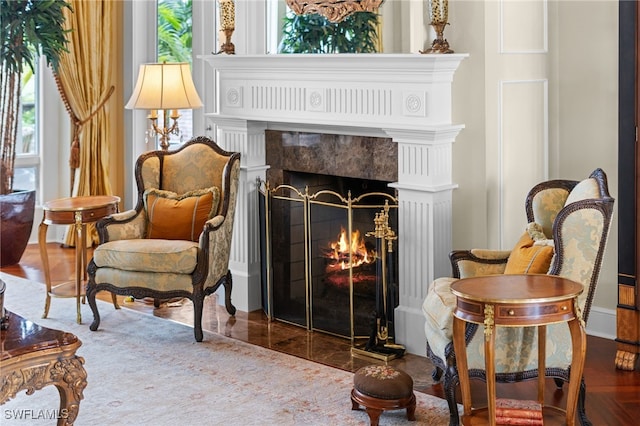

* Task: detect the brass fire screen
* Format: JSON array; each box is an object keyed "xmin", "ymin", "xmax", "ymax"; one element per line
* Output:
[{"xmin": 258, "ymin": 178, "xmax": 399, "ymax": 347}]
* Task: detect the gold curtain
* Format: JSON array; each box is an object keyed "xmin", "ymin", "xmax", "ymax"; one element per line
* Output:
[{"xmin": 56, "ymin": 0, "xmax": 115, "ymax": 247}]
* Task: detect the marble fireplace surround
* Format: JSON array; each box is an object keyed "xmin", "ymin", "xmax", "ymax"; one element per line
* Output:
[
  {"xmin": 201, "ymin": 54, "xmax": 467, "ymax": 355},
  {"xmin": 265, "ymin": 132, "xmax": 397, "ymax": 184}
]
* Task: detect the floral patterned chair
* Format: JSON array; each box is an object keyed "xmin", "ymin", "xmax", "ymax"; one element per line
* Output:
[
  {"xmin": 86, "ymin": 136, "xmax": 240, "ymax": 342},
  {"xmin": 422, "ymin": 168, "xmax": 614, "ymax": 425}
]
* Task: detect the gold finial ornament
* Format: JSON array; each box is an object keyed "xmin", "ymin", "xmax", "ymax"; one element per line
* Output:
[{"xmin": 421, "ymin": 0, "xmax": 454, "ymax": 54}]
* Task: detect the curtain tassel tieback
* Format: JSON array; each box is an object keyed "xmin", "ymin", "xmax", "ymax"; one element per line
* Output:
[
  {"xmin": 69, "ymin": 135, "xmax": 81, "ymax": 169},
  {"xmin": 54, "ymin": 72, "xmax": 115, "ymax": 170}
]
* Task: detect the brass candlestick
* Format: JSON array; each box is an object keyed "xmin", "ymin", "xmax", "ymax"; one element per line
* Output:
[
  {"xmin": 216, "ymin": 0, "xmax": 235, "ymax": 55},
  {"xmin": 218, "ymin": 28, "xmax": 235, "ymax": 55},
  {"xmin": 421, "ymin": 0, "xmax": 454, "ymax": 54}
]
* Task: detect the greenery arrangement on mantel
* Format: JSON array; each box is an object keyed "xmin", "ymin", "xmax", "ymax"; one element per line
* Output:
[
  {"xmin": 0, "ymin": 0, "xmax": 71, "ymax": 195},
  {"xmin": 278, "ymin": 11, "xmax": 380, "ymax": 54}
]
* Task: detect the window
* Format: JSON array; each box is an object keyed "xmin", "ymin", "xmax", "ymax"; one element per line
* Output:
[
  {"xmin": 13, "ymin": 62, "xmax": 39, "ymax": 193},
  {"xmin": 157, "ymin": 0, "xmax": 194, "ymax": 148}
]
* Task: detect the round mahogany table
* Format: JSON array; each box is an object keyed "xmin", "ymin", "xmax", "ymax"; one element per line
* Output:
[
  {"xmin": 450, "ymin": 274, "xmax": 585, "ymax": 426},
  {"xmin": 38, "ymin": 195, "xmax": 120, "ymax": 324}
]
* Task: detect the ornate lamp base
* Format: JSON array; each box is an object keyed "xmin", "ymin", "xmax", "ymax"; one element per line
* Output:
[{"xmin": 420, "ymin": 22, "xmax": 454, "ymax": 54}]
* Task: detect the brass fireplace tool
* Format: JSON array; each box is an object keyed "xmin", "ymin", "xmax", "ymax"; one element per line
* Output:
[
  {"xmin": 421, "ymin": 0, "xmax": 454, "ymax": 54},
  {"xmin": 352, "ymin": 201, "xmax": 405, "ymax": 361}
]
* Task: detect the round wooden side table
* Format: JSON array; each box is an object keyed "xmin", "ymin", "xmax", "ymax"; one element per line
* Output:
[
  {"xmin": 450, "ymin": 274, "xmax": 585, "ymax": 426},
  {"xmin": 39, "ymin": 195, "xmax": 120, "ymax": 324}
]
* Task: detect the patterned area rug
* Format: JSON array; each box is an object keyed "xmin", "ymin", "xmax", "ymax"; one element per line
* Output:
[{"xmin": 0, "ymin": 272, "xmax": 454, "ymax": 425}]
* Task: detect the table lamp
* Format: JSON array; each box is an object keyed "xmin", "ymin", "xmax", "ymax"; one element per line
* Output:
[{"xmin": 125, "ymin": 62, "xmax": 203, "ymax": 150}]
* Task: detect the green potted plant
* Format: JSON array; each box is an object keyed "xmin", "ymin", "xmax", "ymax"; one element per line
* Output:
[
  {"xmin": 0, "ymin": 0, "xmax": 71, "ymax": 266},
  {"xmin": 278, "ymin": 11, "xmax": 380, "ymax": 54}
]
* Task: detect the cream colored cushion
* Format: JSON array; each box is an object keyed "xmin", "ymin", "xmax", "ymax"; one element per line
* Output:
[
  {"xmin": 423, "ymin": 277, "xmax": 459, "ymax": 361},
  {"xmin": 564, "ymin": 178, "xmax": 600, "ymax": 205},
  {"xmin": 93, "ymin": 239, "xmax": 199, "ymax": 274}
]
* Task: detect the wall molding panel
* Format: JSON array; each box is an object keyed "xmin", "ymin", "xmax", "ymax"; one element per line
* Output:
[
  {"xmin": 500, "ymin": 0, "xmax": 548, "ymax": 54},
  {"xmin": 498, "ymin": 79, "xmax": 549, "ymax": 248}
]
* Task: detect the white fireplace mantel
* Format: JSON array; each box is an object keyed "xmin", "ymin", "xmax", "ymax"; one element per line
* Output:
[{"xmin": 201, "ymin": 53, "xmax": 467, "ymax": 355}]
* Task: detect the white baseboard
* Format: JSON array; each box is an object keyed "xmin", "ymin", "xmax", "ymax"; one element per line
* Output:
[{"xmin": 586, "ymin": 306, "xmax": 616, "ymax": 340}]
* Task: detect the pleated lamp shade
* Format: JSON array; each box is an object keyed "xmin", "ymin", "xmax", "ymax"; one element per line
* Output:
[{"xmin": 125, "ymin": 62, "xmax": 203, "ymax": 110}]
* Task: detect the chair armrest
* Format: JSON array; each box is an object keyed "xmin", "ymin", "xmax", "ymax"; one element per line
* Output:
[
  {"xmin": 206, "ymin": 215, "xmax": 225, "ymax": 229},
  {"xmin": 198, "ymin": 214, "xmax": 234, "ymax": 284},
  {"xmin": 450, "ymin": 249, "xmax": 511, "ymax": 278},
  {"xmin": 96, "ymin": 208, "xmax": 147, "ymax": 243}
]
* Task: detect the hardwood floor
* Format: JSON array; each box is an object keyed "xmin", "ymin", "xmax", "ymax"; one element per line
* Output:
[{"xmin": 2, "ymin": 243, "xmax": 640, "ymax": 425}]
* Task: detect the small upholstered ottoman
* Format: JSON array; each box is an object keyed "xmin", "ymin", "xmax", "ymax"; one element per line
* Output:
[{"xmin": 351, "ymin": 365, "xmax": 416, "ymax": 426}]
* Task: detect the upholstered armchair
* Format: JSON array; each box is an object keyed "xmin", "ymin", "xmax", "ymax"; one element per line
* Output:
[
  {"xmin": 86, "ymin": 136, "xmax": 240, "ymax": 342},
  {"xmin": 423, "ymin": 169, "xmax": 614, "ymax": 425}
]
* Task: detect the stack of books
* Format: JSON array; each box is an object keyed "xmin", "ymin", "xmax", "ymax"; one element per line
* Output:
[{"xmin": 495, "ymin": 398, "xmax": 543, "ymax": 425}]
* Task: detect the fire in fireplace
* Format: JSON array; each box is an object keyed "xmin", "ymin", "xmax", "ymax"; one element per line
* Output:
[
  {"xmin": 259, "ymin": 171, "xmax": 399, "ymax": 348},
  {"xmin": 324, "ymin": 227, "xmax": 375, "ymax": 277}
]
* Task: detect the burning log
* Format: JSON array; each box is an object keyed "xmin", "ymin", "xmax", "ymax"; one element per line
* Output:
[{"xmin": 323, "ymin": 227, "xmax": 377, "ymax": 273}]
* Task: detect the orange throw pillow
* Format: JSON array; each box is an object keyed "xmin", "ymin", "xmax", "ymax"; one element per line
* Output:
[
  {"xmin": 504, "ymin": 230, "xmax": 554, "ymax": 275},
  {"xmin": 143, "ymin": 187, "xmax": 220, "ymax": 241}
]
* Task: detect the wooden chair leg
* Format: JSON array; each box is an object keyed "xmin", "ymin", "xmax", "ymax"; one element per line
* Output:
[
  {"xmin": 193, "ymin": 294, "xmax": 204, "ymax": 342},
  {"xmin": 444, "ymin": 369, "xmax": 461, "ymax": 426},
  {"xmin": 86, "ymin": 284, "xmax": 101, "ymax": 332},
  {"xmin": 223, "ymin": 270, "xmax": 236, "ymax": 316}
]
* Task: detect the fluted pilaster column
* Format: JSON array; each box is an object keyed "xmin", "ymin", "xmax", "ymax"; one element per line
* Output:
[
  {"xmin": 209, "ymin": 117, "xmax": 268, "ymax": 312},
  {"xmin": 386, "ymin": 126, "xmax": 462, "ymax": 355}
]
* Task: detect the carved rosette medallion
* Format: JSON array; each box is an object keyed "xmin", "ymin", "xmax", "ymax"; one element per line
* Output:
[
  {"xmin": 307, "ymin": 90, "xmax": 324, "ymax": 112},
  {"xmin": 310, "ymin": 91, "xmax": 322, "ymax": 107},
  {"xmin": 226, "ymin": 88, "xmax": 241, "ymax": 107},
  {"xmin": 285, "ymin": 0, "xmax": 383, "ymax": 23},
  {"xmin": 406, "ymin": 95, "xmax": 422, "ymax": 114},
  {"xmin": 403, "ymin": 92, "xmax": 425, "ymax": 117}
]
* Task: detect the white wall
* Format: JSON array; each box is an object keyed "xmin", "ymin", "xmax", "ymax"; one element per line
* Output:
[
  {"xmin": 448, "ymin": 0, "xmax": 619, "ymax": 338},
  {"xmin": 554, "ymin": 0, "xmax": 618, "ymax": 314}
]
